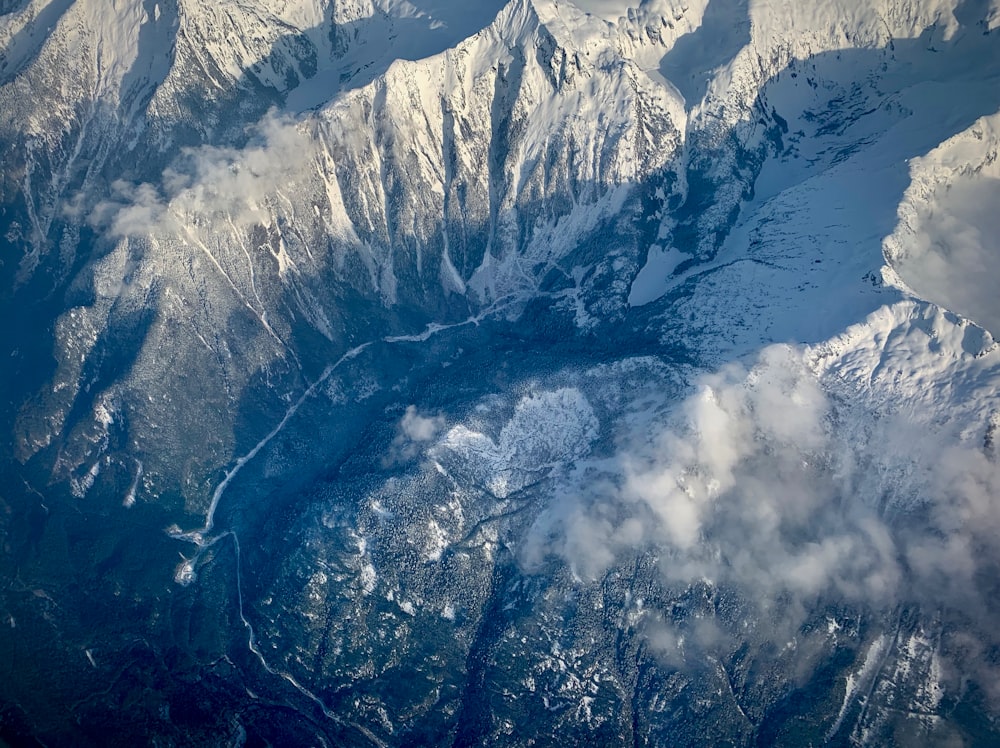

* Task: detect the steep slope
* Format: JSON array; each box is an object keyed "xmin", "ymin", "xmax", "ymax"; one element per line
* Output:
[{"xmin": 8, "ymin": 0, "xmax": 689, "ymax": 512}]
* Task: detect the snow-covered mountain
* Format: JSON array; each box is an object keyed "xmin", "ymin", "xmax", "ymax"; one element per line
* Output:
[{"xmin": 2, "ymin": 0, "xmax": 1000, "ymax": 744}]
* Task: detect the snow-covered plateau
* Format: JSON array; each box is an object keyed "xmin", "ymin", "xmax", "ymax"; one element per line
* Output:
[{"xmin": 1, "ymin": 0, "xmax": 1000, "ymax": 745}]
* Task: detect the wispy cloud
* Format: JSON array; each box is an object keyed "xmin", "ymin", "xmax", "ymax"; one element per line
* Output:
[
  {"xmin": 91, "ymin": 111, "xmax": 314, "ymax": 238},
  {"xmin": 386, "ymin": 405, "xmax": 447, "ymax": 464}
]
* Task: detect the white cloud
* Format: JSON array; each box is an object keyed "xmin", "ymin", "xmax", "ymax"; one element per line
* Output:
[
  {"xmin": 91, "ymin": 110, "xmax": 314, "ymax": 238},
  {"xmin": 386, "ymin": 405, "xmax": 446, "ymax": 464},
  {"xmin": 886, "ymin": 113, "xmax": 1000, "ymax": 339},
  {"xmin": 520, "ymin": 343, "xmax": 1000, "ymax": 690},
  {"xmin": 400, "ymin": 405, "xmax": 445, "ymax": 443}
]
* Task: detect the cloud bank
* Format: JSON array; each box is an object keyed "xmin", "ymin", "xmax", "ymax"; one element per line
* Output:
[{"xmin": 519, "ymin": 344, "xmax": 1000, "ymax": 687}]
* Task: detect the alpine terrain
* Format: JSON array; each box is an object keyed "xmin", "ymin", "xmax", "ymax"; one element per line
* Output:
[{"xmin": 2, "ymin": 0, "xmax": 1000, "ymax": 744}]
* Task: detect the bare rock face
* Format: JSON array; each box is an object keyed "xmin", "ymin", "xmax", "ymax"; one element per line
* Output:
[{"xmin": 2, "ymin": 0, "xmax": 1000, "ymax": 745}]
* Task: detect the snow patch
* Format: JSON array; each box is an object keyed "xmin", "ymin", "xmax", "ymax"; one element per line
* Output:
[{"xmin": 438, "ymin": 388, "xmax": 599, "ymax": 498}]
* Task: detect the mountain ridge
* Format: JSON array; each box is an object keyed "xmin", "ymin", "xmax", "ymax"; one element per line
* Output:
[{"xmin": 2, "ymin": 0, "xmax": 1000, "ymax": 744}]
